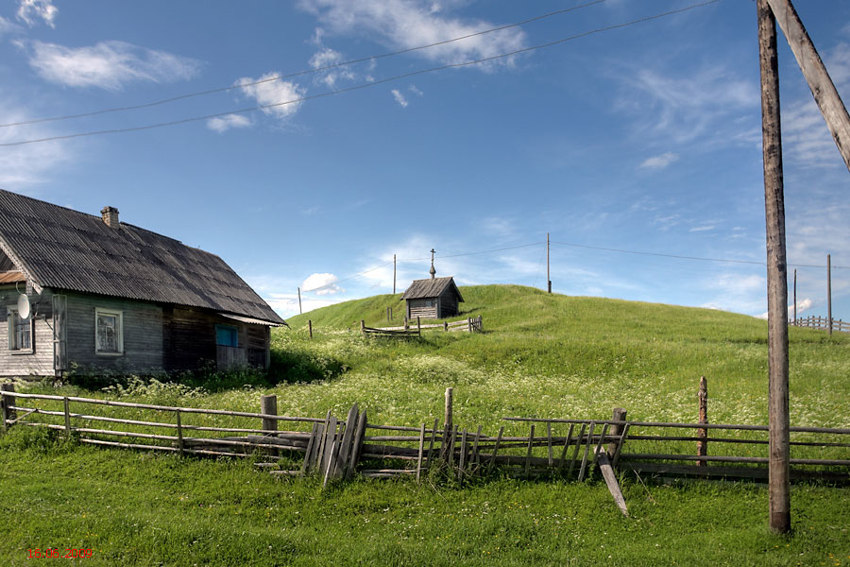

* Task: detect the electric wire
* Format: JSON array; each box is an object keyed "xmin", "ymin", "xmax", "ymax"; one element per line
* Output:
[
  {"xmin": 551, "ymin": 240, "xmax": 850, "ymax": 270},
  {"xmin": 0, "ymin": 0, "xmax": 608, "ymax": 129},
  {"xmin": 0, "ymin": 0, "xmax": 722, "ymax": 147}
]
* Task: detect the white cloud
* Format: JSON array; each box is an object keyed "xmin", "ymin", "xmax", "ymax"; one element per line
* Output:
[
  {"xmin": 17, "ymin": 0, "xmax": 57, "ymax": 28},
  {"xmin": 24, "ymin": 40, "xmax": 201, "ymax": 90},
  {"xmin": 759, "ymin": 298, "xmax": 814, "ymax": 321},
  {"xmin": 639, "ymin": 152, "xmax": 679, "ymax": 170},
  {"xmin": 302, "ymin": 272, "xmax": 344, "ymax": 295},
  {"xmin": 297, "ymin": 0, "xmax": 526, "ymax": 69},
  {"xmin": 235, "ymin": 73, "xmax": 306, "ymax": 121},
  {"xmin": 206, "ymin": 113, "xmax": 252, "ymax": 133},
  {"xmin": 689, "ymin": 225, "xmax": 715, "ymax": 233},
  {"xmin": 309, "ymin": 46, "xmax": 356, "ymax": 88},
  {"xmin": 0, "ymin": 99, "xmax": 73, "ymax": 187},
  {"xmin": 391, "ymin": 89, "xmax": 408, "ymax": 108}
]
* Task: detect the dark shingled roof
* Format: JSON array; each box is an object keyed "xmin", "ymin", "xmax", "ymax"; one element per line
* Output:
[
  {"xmin": 401, "ymin": 277, "xmax": 463, "ymax": 302},
  {"xmin": 0, "ymin": 189, "xmax": 285, "ymax": 325}
]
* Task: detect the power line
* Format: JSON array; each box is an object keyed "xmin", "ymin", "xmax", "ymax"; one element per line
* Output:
[
  {"xmin": 0, "ymin": 0, "xmax": 608, "ymax": 129},
  {"xmin": 551, "ymin": 240, "xmax": 849, "ymax": 270},
  {"xmin": 0, "ymin": 0, "xmax": 722, "ymax": 147}
]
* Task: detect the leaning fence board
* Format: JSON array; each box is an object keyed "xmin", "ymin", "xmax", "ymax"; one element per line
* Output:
[{"xmin": 596, "ymin": 448, "xmax": 629, "ymax": 517}]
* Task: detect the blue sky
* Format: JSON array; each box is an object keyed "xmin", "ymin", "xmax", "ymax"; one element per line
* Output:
[{"xmin": 1, "ymin": 0, "xmax": 848, "ymax": 321}]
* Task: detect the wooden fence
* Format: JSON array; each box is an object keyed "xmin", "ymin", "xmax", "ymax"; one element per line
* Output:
[
  {"xmin": 2, "ymin": 384, "xmax": 848, "ymax": 515},
  {"xmin": 361, "ymin": 315, "xmax": 483, "ymax": 338},
  {"xmin": 792, "ymin": 316, "xmax": 849, "ymax": 333}
]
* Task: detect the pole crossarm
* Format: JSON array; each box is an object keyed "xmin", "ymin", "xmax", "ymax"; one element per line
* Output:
[{"xmin": 766, "ymin": 0, "xmax": 850, "ymax": 172}]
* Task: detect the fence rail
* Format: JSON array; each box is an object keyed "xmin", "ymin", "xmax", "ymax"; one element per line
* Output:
[{"xmin": 792, "ymin": 316, "xmax": 849, "ymax": 333}]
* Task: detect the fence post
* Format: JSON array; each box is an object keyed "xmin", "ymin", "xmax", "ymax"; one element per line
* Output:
[
  {"xmin": 261, "ymin": 395, "xmax": 278, "ymax": 434},
  {"xmin": 1, "ymin": 384, "xmax": 15, "ymax": 430},
  {"xmin": 176, "ymin": 410, "xmax": 184, "ymax": 457},
  {"xmin": 417, "ymin": 316, "xmax": 421, "ymax": 336},
  {"xmin": 360, "ymin": 320, "xmax": 366, "ymax": 336},
  {"xmin": 308, "ymin": 320, "xmax": 313, "ymax": 339},
  {"xmin": 444, "ymin": 321, "xmax": 448, "ymax": 331},
  {"xmin": 697, "ymin": 376, "xmax": 708, "ymax": 467},
  {"xmin": 468, "ymin": 317, "xmax": 472, "ymax": 332},
  {"xmin": 63, "ymin": 397, "xmax": 72, "ymax": 441},
  {"xmin": 404, "ymin": 317, "xmax": 409, "ymax": 332},
  {"xmin": 609, "ymin": 408, "xmax": 627, "ymax": 457},
  {"xmin": 444, "ymin": 387, "xmax": 453, "ymax": 430}
]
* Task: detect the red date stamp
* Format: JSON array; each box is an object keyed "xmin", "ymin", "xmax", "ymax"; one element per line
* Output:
[{"xmin": 28, "ymin": 548, "xmax": 93, "ymax": 559}]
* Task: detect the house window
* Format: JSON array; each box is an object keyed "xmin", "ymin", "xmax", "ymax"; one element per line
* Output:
[
  {"xmin": 8, "ymin": 307, "xmax": 33, "ymax": 352},
  {"xmin": 95, "ymin": 308, "xmax": 123, "ymax": 355},
  {"xmin": 216, "ymin": 325, "xmax": 238, "ymax": 347}
]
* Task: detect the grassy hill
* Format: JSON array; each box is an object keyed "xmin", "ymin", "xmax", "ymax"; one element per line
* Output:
[
  {"xmin": 276, "ymin": 285, "xmax": 849, "ymax": 429},
  {"xmin": 2, "ymin": 285, "xmax": 849, "ymax": 566}
]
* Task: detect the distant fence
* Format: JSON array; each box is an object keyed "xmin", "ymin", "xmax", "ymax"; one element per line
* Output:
[
  {"xmin": 361, "ymin": 315, "xmax": 483, "ymax": 338},
  {"xmin": 792, "ymin": 316, "xmax": 849, "ymax": 333}
]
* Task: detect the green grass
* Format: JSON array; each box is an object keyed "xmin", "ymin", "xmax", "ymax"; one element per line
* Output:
[{"xmin": 2, "ymin": 285, "xmax": 849, "ymax": 566}]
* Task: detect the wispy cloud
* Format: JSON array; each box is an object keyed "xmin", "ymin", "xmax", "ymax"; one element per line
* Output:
[
  {"xmin": 639, "ymin": 151, "xmax": 679, "ymax": 170},
  {"xmin": 22, "ymin": 40, "xmax": 201, "ymax": 90},
  {"xmin": 0, "ymin": 98, "xmax": 72, "ymax": 187},
  {"xmin": 297, "ymin": 0, "xmax": 526, "ymax": 69},
  {"xmin": 619, "ymin": 66, "xmax": 758, "ymax": 145},
  {"xmin": 206, "ymin": 113, "xmax": 252, "ymax": 133},
  {"xmin": 235, "ymin": 73, "xmax": 306, "ymax": 122},
  {"xmin": 0, "ymin": 15, "xmax": 20, "ymax": 36},
  {"xmin": 391, "ymin": 89, "xmax": 408, "ymax": 108},
  {"xmin": 16, "ymin": 0, "xmax": 57, "ymax": 28}
]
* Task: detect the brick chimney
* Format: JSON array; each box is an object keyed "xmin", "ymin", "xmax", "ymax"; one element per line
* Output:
[{"xmin": 101, "ymin": 206, "xmax": 120, "ymax": 228}]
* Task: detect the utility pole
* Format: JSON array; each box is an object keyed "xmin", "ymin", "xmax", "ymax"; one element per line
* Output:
[
  {"xmin": 547, "ymin": 233, "xmax": 552, "ymax": 293},
  {"xmin": 297, "ymin": 287, "xmax": 302, "ymax": 315},
  {"xmin": 758, "ymin": 0, "xmax": 791, "ymax": 534},
  {"xmin": 393, "ymin": 254, "xmax": 397, "ymax": 295},
  {"xmin": 827, "ymin": 254, "xmax": 832, "ymax": 336}
]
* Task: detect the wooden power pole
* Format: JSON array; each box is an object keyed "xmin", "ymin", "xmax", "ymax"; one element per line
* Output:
[
  {"xmin": 827, "ymin": 254, "xmax": 832, "ymax": 336},
  {"xmin": 547, "ymin": 233, "xmax": 552, "ymax": 293},
  {"xmin": 393, "ymin": 254, "xmax": 397, "ymax": 295},
  {"xmin": 758, "ymin": 0, "xmax": 791, "ymax": 534}
]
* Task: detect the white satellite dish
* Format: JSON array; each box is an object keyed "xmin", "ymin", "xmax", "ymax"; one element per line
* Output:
[{"xmin": 17, "ymin": 294, "xmax": 31, "ymax": 320}]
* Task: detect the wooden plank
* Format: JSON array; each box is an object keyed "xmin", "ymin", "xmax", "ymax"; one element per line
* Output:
[
  {"xmin": 416, "ymin": 423, "xmax": 426, "ymax": 483},
  {"xmin": 595, "ymin": 448, "xmax": 629, "ymax": 517},
  {"xmin": 176, "ymin": 410, "xmax": 184, "ymax": 456},
  {"xmin": 578, "ymin": 422, "xmax": 596, "ymax": 481},
  {"xmin": 612, "ymin": 423, "xmax": 630, "ymax": 469},
  {"xmin": 558, "ymin": 423, "xmax": 575, "ymax": 471},
  {"xmin": 63, "ymin": 397, "xmax": 71, "ymax": 441},
  {"xmin": 336, "ymin": 404, "xmax": 359, "ymax": 479},
  {"xmin": 546, "ymin": 422, "xmax": 553, "ymax": 466},
  {"xmin": 425, "ymin": 418, "xmax": 438, "ymax": 475},
  {"xmin": 458, "ymin": 429, "xmax": 468, "ymax": 480},
  {"xmin": 487, "ymin": 426, "xmax": 504, "ymax": 474},
  {"xmin": 301, "ymin": 422, "xmax": 320, "ymax": 475},
  {"xmin": 319, "ymin": 416, "xmax": 338, "ymax": 478},
  {"xmin": 346, "ymin": 410, "xmax": 368, "ymax": 479},
  {"xmin": 569, "ymin": 423, "xmax": 586, "ymax": 477},
  {"xmin": 524, "ymin": 424, "xmax": 535, "ymax": 478},
  {"xmin": 766, "ymin": 0, "xmax": 850, "ymax": 171},
  {"xmin": 472, "ymin": 425, "xmax": 483, "ymax": 471}
]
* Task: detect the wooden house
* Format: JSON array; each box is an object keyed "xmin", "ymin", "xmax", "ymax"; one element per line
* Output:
[
  {"xmin": 0, "ymin": 189, "xmax": 286, "ymax": 378},
  {"xmin": 402, "ymin": 277, "xmax": 463, "ymax": 320}
]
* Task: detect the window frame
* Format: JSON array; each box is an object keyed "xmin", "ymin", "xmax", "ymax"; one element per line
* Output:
[
  {"xmin": 7, "ymin": 306, "xmax": 34, "ymax": 354},
  {"xmin": 95, "ymin": 308, "xmax": 124, "ymax": 356},
  {"xmin": 215, "ymin": 324, "xmax": 239, "ymax": 348}
]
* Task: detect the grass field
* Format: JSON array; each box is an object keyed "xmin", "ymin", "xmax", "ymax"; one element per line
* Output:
[{"xmin": 1, "ymin": 285, "xmax": 848, "ymax": 566}]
